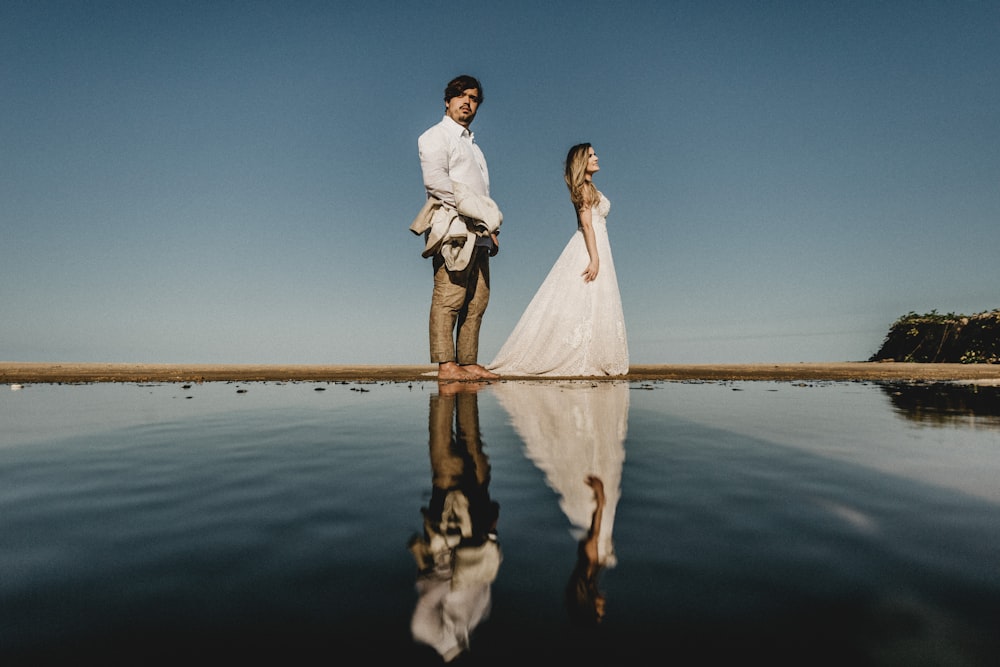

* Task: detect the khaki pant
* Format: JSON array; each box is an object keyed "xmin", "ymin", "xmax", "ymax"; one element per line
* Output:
[
  {"xmin": 429, "ymin": 245, "xmax": 490, "ymax": 365},
  {"xmin": 427, "ymin": 389, "xmax": 490, "ymax": 490}
]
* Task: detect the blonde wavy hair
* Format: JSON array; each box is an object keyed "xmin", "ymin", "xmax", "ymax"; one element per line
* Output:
[{"xmin": 564, "ymin": 143, "xmax": 600, "ymax": 211}]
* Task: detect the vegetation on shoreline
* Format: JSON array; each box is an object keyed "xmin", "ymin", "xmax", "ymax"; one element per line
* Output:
[{"xmin": 870, "ymin": 310, "xmax": 1000, "ymax": 364}]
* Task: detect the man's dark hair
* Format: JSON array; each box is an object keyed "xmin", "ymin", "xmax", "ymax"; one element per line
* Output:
[{"xmin": 444, "ymin": 74, "xmax": 483, "ymax": 104}]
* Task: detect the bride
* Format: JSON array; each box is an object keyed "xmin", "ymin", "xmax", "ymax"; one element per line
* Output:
[{"xmin": 489, "ymin": 143, "xmax": 628, "ymax": 376}]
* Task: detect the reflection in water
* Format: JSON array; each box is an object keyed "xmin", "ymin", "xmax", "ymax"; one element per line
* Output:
[
  {"xmin": 4, "ymin": 382, "xmax": 1000, "ymax": 663},
  {"xmin": 566, "ymin": 474, "xmax": 609, "ymax": 627},
  {"xmin": 882, "ymin": 382, "xmax": 1000, "ymax": 427},
  {"xmin": 491, "ymin": 381, "xmax": 628, "ymax": 626},
  {"xmin": 408, "ymin": 382, "xmax": 501, "ymax": 662}
]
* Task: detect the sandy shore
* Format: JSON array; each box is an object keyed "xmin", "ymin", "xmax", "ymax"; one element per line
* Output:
[{"xmin": 3, "ymin": 361, "xmax": 1000, "ymax": 384}]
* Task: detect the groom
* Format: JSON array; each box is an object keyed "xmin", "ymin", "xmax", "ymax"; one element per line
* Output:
[{"xmin": 417, "ymin": 74, "xmax": 500, "ymax": 381}]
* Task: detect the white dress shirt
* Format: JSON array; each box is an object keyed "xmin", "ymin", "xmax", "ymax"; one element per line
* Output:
[{"xmin": 418, "ymin": 115, "xmax": 490, "ymax": 205}]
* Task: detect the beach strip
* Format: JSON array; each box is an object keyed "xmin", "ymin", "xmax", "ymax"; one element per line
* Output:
[{"xmin": 3, "ymin": 362, "xmax": 1000, "ymax": 384}]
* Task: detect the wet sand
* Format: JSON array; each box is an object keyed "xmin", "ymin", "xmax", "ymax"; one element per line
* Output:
[{"xmin": 3, "ymin": 361, "xmax": 1000, "ymax": 384}]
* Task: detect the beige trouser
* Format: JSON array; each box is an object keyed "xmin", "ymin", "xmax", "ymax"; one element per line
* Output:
[
  {"xmin": 428, "ymin": 389, "xmax": 490, "ymax": 489},
  {"xmin": 429, "ymin": 245, "xmax": 490, "ymax": 365}
]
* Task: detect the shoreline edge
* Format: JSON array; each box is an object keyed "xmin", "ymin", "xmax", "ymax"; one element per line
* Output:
[{"xmin": 3, "ymin": 362, "xmax": 1000, "ymax": 384}]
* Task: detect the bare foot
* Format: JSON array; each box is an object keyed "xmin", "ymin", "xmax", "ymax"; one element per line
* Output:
[
  {"xmin": 438, "ymin": 361, "xmax": 476, "ymax": 381},
  {"xmin": 461, "ymin": 364, "xmax": 500, "ymax": 380}
]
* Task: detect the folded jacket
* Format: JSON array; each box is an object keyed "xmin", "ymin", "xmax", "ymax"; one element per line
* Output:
[{"xmin": 410, "ymin": 182, "xmax": 503, "ymax": 271}]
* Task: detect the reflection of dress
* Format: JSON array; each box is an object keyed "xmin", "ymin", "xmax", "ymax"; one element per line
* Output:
[
  {"xmin": 491, "ymin": 381, "xmax": 627, "ymax": 566},
  {"xmin": 488, "ymin": 193, "xmax": 628, "ymax": 376}
]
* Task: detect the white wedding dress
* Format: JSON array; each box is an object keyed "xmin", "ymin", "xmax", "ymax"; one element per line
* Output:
[
  {"xmin": 491, "ymin": 381, "xmax": 627, "ymax": 567},
  {"xmin": 489, "ymin": 192, "xmax": 628, "ymax": 376}
]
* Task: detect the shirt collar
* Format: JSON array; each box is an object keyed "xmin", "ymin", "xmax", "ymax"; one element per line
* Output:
[{"xmin": 441, "ymin": 114, "xmax": 474, "ymax": 140}]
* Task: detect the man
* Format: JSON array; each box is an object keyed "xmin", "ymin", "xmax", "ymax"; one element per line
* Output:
[{"xmin": 418, "ymin": 74, "xmax": 500, "ymax": 381}]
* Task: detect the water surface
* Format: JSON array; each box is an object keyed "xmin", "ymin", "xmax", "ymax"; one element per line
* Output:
[{"xmin": 2, "ymin": 379, "xmax": 999, "ymax": 665}]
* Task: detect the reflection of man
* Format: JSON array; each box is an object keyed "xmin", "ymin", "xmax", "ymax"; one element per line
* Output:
[
  {"xmin": 417, "ymin": 74, "xmax": 500, "ymax": 382},
  {"xmin": 408, "ymin": 382, "xmax": 501, "ymax": 662}
]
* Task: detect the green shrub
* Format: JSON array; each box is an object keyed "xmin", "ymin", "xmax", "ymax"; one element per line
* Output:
[{"xmin": 870, "ymin": 310, "xmax": 1000, "ymax": 363}]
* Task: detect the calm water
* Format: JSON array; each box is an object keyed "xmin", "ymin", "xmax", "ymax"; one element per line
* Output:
[{"xmin": 2, "ymin": 379, "xmax": 999, "ymax": 665}]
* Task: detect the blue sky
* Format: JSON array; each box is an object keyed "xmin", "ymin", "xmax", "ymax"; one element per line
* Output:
[{"xmin": 3, "ymin": 0, "xmax": 998, "ymax": 365}]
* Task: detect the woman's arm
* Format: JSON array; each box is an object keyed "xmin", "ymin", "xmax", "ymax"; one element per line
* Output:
[
  {"xmin": 583, "ymin": 475, "xmax": 605, "ymax": 565},
  {"xmin": 577, "ymin": 203, "xmax": 600, "ymax": 282}
]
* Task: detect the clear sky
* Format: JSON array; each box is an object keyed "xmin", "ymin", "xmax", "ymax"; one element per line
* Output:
[{"xmin": 3, "ymin": 0, "xmax": 998, "ymax": 365}]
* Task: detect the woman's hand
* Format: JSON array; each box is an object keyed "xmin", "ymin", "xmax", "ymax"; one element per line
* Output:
[
  {"xmin": 585, "ymin": 475, "xmax": 605, "ymax": 503},
  {"xmin": 581, "ymin": 260, "xmax": 599, "ymax": 282}
]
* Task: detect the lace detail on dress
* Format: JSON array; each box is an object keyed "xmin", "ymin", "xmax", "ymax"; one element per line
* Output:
[
  {"xmin": 594, "ymin": 192, "xmax": 611, "ymax": 219},
  {"xmin": 488, "ymin": 193, "xmax": 628, "ymax": 376}
]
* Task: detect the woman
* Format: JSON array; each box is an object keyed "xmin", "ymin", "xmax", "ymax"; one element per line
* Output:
[{"xmin": 488, "ymin": 143, "xmax": 628, "ymax": 376}]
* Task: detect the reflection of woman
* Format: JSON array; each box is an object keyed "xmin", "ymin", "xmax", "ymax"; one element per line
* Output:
[
  {"xmin": 408, "ymin": 382, "xmax": 501, "ymax": 662},
  {"xmin": 566, "ymin": 475, "xmax": 608, "ymax": 627},
  {"xmin": 491, "ymin": 381, "xmax": 627, "ymax": 623},
  {"xmin": 488, "ymin": 143, "xmax": 628, "ymax": 376}
]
